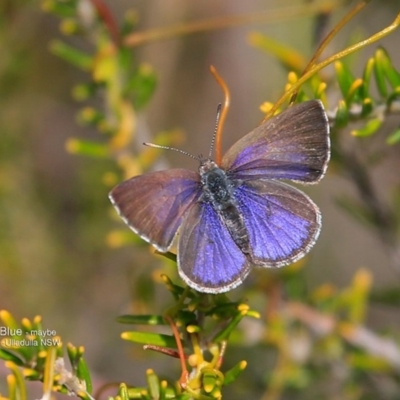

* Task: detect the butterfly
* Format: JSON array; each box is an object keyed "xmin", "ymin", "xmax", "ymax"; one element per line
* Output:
[{"xmin": 109, "ymin": 100, "xmax": 330, "ymax": 293}]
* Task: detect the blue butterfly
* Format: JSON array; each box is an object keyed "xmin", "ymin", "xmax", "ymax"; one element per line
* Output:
[{"xmin": 109, "ymin": 100, "xmax": 330, "ymax": 293}]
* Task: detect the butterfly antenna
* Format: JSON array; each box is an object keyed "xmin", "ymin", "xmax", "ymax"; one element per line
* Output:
[
  {"xmin": 143, "ymin": 142, "xmax": 200, "ymax": 161},
  {"xmin": 208, "ymin": 103, "xmax": 222, "ymax": 160},
  {"xmin": 209, "ymin": 65, "xmax": 230, "ymax": 164}
]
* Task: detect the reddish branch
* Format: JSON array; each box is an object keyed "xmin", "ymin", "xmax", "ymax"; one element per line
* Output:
[{"xmin": 89, "ymin": 0, "xmax": 121, "ymax": 45}]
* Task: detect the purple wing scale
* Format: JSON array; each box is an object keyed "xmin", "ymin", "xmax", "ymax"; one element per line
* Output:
[
  {"xmin": 178, "ymin": 201, "xmax": 251, "ymax": 293},
  {"xmin": 221, "ymin": 100, "xmax": 330, "ymax": 183},
  {"xmin": 109, "ymin": 169, "xmax": 201, "ymax": 251},
  {"xmin": 234, "ymin": 180, "xmax": 321, "ymax": 267}
]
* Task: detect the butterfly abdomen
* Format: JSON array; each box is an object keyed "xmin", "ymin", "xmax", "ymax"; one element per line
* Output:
[{"xmin": 199, "ymin": 161, "xmax": 251, "ymax": 255}]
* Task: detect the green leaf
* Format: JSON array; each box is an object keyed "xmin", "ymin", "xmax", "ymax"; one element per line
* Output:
[
  {"xmin": 156, "ymin": 251, "xmax": 177, "ymax": 263},
  {"xmin": 72, "ymin": 83, "xmax": 99, "ymax": 101},
  {"xmin": 126, "ymin": 63, "xmax": 158, "ymax": 110},
  {"xmin": 175, "ymin": 310, "xmax": 198, "ymax": 325},
  {"xmin": 335, "ymin": 61, "xmax": 355, "ymax": 100},
  {"xmin": 361, "ymin": 97, "xmax": 373, "ymax": 117},
  {"xmin": 375, "ymin": 47, "xmax": 400, "ymax": 89},
  {"xmin": 371, "ymin": 286, "xmax": 400, "ymax": 306},
  {"xmin": 0, "ymin": 349, "xmax": 25, "ymax": 365},
  {"xmin": 386, "ymin": 127, "xmax": 400, "ymax": 145},
  {"xmin": 345, "ymin": 78, "xmax": 363, "ymax": 104},
  {"xmin": 146, "ymin": 369, "xmax": 160, "ymax": 399},
  {"xmin": 20, "ymin": 319, "xmax": 33, "ymax": 334},
  {"xmin": 349, "ymin": 352, "xmax": 391, "ymax": 372},
  {"xmin": 43, "ymin": 348, "xmax": 57, "ymax": 400},
  {"xmin": 121, "ymin": 331, "xmax": 178, "ymax": 348},
  {"xmin": 202, "ymin": 370, "xmax": 219, "ymax": 393},
  {"xmin": 41, "ymin": 0, "xmax": 77, "ymax": 17},
  {"xmin": 212, "ymin": 309, "xmax": 247, "ymax": 342},
  {"xmin": 65, "ymin": 138, "xmax": 109, "ymax": 158},
  {"xmin": 49, "ymin": 40, "xmax": 92, "ymax": 71},
  {"xmin": 351, "ymin": 118, "xmax": 382, "ymax": 137},
  {"xmin": 77, "ymin": 358, "xmax": 92, "ymax": 394},
  {"xmin": 60, "ymin": 18, "xmax": 81, "ymax": 36},
  {"xmin": 160, "ymin": 274, "xmax": 187, "ymax": 300},
  {"xmin": 34, "ymin": 350, "xmax": 47, "ymax": 375},
  {"xmin": 373, "ymin": 51, "xmax": 388, "ymax": 97},
  {"xmin": 76, "ymin": 107, "xmax": 105, "ymax": 127},
  {"xmin": 23, "ymin": 368, "xmax": 41, "ymax": 380},
  {"xmin": 248, "ymin": 32, "xmax": 306, "ymax": 73},
  {"xmin": 66, "ymin": 343, "xmax": 79, "ymax": 367},
  {"xmin": 6, "ymin": 360, "xmax": 27, "ymax": 400},
  {"xmin": 360, "ymin": 57, "xmax": 374, "ymax": 98},
  {"xmin": 119, "ymin": 383, "xmax": 131, "ymax": 400},
  {"xmin": 121, "ymin": 10, "xmax": 139, "ymax": 37},
  {"xmin": 386, "ymin": 87, "xmax": 400, "ymax": 108},
  {"xmin": 206, "ymin": 302, "xmax": 240, "ymax": 319},
  {"xmin": 117, "ymin": 315, "xmax": 166, "ymax": 325},
  {"xmin": 0, "ymin": 310, "xmax": 19, "ymax": 330},
  {"xmin": 224, "ymin": 361, "xmax": 247, "ymax": 385},
  {"xmin": 334, "ymin": 100, "xmax": 349, "ymax": 129}
]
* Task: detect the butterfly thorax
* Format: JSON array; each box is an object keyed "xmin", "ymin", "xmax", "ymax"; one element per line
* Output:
[
  {"xmin": 199, "ymin": 160, "xmax": 251, "ymax": 255},
  {"xmin": 199, "ymin": 160, "xmax": 234, "ymax": 209}
]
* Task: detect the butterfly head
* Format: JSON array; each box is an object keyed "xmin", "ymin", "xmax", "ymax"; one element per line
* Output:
[{"xmin": 199, "ymin": 158, "xmax": 218, "ymax": 175}]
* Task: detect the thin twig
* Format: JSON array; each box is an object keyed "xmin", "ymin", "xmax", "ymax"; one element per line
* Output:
[
  {"xmin": 286, "ymin": 301, "xmax": 400, "ymax": 369},
  {"xmin": 123, "ymin": 1, "xmax": 346, "ymax": 47}
]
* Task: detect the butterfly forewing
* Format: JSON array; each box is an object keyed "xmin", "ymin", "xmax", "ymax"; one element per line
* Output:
[
  {"xmin": 109, "ymin": 169, "xmax": 201, "ymax": 251},
  {"xmin": 234, "ymin": 180, "xmax": 321, "ymax": 267},
  {"xmin": 178, "ymin": 201, "xmax": 251, "ymax": 293},
  {"xmin": 221, "ymin": 100, "xmax": 330, "ymax": 183}
]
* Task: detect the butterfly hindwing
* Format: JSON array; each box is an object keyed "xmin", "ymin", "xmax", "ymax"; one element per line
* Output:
[
  {"xmin": 178, "ymin": 201, "xmax": 251, "ymax": 293},
  {"xmin": 234, "ymin": 180, "xmax": 321, "ymax": 267},
  {"xmin": 109, "ymin": 169, "xmax": 201, "ymax": 251},
  {"xmin": 221, "ymin": 100, "xmax": 330, "ymax": 183}
]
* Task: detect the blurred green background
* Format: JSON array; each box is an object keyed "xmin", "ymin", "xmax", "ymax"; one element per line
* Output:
[{"xmin": 1, "ymin": 0, "xmax": 400, "ymax": 398}]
